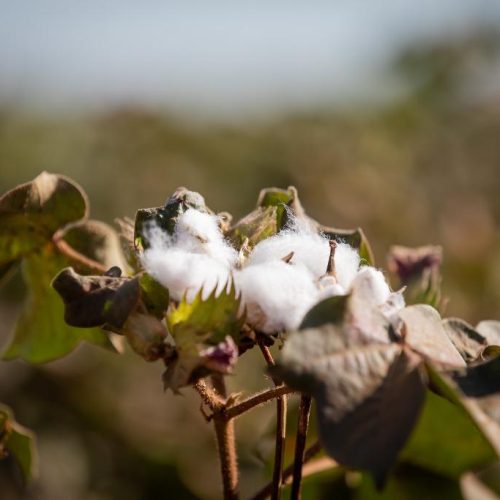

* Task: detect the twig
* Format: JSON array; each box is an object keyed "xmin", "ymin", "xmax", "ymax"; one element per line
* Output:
[
  {"xmin": 258, "ymin": 342, "xmax": 287, "ymax": 500},
  {"xmin": 291, "ymin": 395, "xmax": 312, "ymax": 500},
  {"xmin": 193, "ymin": 379, "xmax": 224, "ymax": 412},
  {"xmin": 213, "ymin": 415, "xmax": 239, "ymax": 499},
  {"xmin": 224, "ymin": 386, "xmax": 294, "ymax": 420},
  {"xmin": 250, "ymin": 440, "xmax": 323, "ymax": 500},
  {"xmin": 210, "ymin": 375, "xmax": 239, "ymax": 500},
  {"xmin": 52, "ymin": 235, "xmax": 107, "ymax": 274}
]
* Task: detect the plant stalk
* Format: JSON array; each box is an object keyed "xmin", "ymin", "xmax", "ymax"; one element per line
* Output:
[
  {"xmin": 258, "ymin": 342, "xmax": 287, "ymax": 500},
  {"xmin": 211, "ymin": 375, "xmax": 239, "ymax": 500},
  {"xmin": 291, "ymin": 395, "xmax": 312, "ymax": 500},
  {"xmin": 250, "ymin": 440, "xmax": 323, "ymax": 500}
]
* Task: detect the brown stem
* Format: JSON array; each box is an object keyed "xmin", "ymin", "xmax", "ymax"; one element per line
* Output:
[
  {"xmin": 53, "ymin": 235, "xmax": 107, "ymax": 274},
  {"xmin": 258, "ymin": 342, "xmax": 287, "ymax": 500},
  {"xmin": 210, "ymin": 375, "xmax": 239, "ymax": 500},
  {"xmin": 193, "ymin": 379, "xmax": 224, "ymax": 412},
  {"xmin": 224, "ymin": 386, "xmax": 294, "ymax": 420},
  {"xmin": 291, "ymin": 395, "xmax": 312, "ymax": 500},
  {"xmin": 213, "ymin": 416, "xmax": 239, "ymax": 499},
  {"xmin": 250, "ymin": 440, "xmax": 323, "ymax": 500}
]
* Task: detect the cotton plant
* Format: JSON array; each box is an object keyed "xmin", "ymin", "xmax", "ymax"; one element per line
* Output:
[
  {"xmin": 2, "ymin": 173, "xmax": 500, "ymax": 499},
  {"xmin": 142, "ymin": 205, "xmax": 403, "ymax": 335}
]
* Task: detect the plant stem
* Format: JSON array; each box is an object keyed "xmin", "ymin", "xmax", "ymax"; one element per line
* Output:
[
  {"xmin": 258, "ymin": 342, "xmax": 287, "ymax": 500},
  {"xmin": 193, "ymin": 379, "xmax": 224, "ymax": 412},
  {"xmin": 210, "ymin": 375, "xmax": 239, "ymax": 500},
  {"xmin": 213, "ymin": 415, "xmax": 239, "ymax": 499},
  {"xmin": 224, "ymin": 386, "xmax": 294, "ymax": 420},
  {"xmin": 291, "ymin": 395, "xmax": 312, "ymax": 500},
  {"xmin": 250, "ymin": 440, "xmax": 323, "ymax": 500},
  {"xmin": 52, "ymin": 235, "xmax": 107, "ymax": 274}
]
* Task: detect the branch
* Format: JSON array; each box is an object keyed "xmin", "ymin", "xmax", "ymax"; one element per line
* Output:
[
  {"xmin": 210, "ymin": 375, "xmax": 239, "ymax": 500},
  {"xmin": 291, "ymin": 395, "xmax": 312, "ymax": 500},
  {"xmin": 194, "ymin": 379, "xmax": 225, "ymax": 413},
  {"xmin": 258, "ymin": 342, "xmax": 287, "ymax": 500},
  {"xmin": 250, "ymin": 440, "xmax": 323, "ymax": 500},
  {"xmin": 214, "ymin": 415, "xmax": 239, "ymax": 499},
  {"xmin": 224, "ymin": 386, "xmax": 294, "ymax": 420},
  {"xmin": 53, "ymin": 235, "xmax": 107, "ymax": 274}
]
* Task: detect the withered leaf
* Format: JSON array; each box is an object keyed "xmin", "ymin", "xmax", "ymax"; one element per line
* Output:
[{"xmin": 399, "ymin": 305, "xmax": 465, "ymax": 368}]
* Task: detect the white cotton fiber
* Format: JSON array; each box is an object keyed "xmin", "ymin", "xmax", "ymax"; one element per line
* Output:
[
  {"xmin": 234, "ymin": 261, "xmax": 319, "ymax": 334},
  {"xmin": 142, "ymin": 247, "xmax": 232, "ymax": 302},
  {"xmin": 317, "ymin": 275, "xmax": 346, "ymax": 301},
  {"xmin": 173, "ymin": 209, "xmax": 238, "ymax": 266},
  {"xmin": 245, "ymin": 230, "xmax": 330, "ymax": 278},
  {"xmin": 141, "ymin": 209, "xmax": 237, "ymax": 302},
  {"xmin": 333, "ymin": 243, "xmax": 361, "ymax": 290},
  {"xmin": 350, "ymin": 267, "xmax": 391, "ymax": 306}
]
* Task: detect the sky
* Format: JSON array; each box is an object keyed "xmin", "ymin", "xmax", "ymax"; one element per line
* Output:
[{"xmin": 1, "ymin": 0, "xmax": 500, "ymax": 119}]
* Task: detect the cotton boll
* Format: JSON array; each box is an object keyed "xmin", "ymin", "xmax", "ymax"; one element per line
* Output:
[
  {"xmin": 317, "ymin": 275, "xmax": 346, "ymax": 301},
  {"xmin": 246, "ymin": 231, "xmax": 330, "ymax": 278},
  {"xmin": 235, "ymin": 261, "xmax": 319, "ymax": 334},
  {"xmin": 334, "ymin": 243, "xmax": 361, "ymax": 290},
  {"xmin": 175, "ymin": 209, "xmax": 223, "ymax": 246},
  {"xmin": 142, "ymin": 247, "xmax": 232, "ymax": 302},
  {"xmin": 174, "ymin": 209, "xmax": 238, "ymax": 266},
  {"xmin": 351, "ymin": 267, "xmax": 391, "ymax": 306}
]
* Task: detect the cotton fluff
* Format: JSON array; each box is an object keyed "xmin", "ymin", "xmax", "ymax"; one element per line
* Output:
[
  {"xmin": 245, "ymin": 230, "xmax": 330, "ymax": 278},
  {"xmin": 333, "ymin": 243, "xmax": 361, "ymax": 290},
  {"xmin": 350, "ymin": 267, "xmax": 391, "ymax": 306},
  {"xmin": 141, "ymin": 209, "xmax": 237, "ymax": 302},
  {"xmin": 234, "ymin": 261, "xmax": 319, "ymax": 333},
  {"xmin": 237, "ymin": 225, "xmax": 365, "ymax": 332}
]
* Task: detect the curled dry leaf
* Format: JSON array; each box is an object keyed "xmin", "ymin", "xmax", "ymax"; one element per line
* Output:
[{"xmin": 398, "ymin": 305, "xmax": 466, "ymax": 368}]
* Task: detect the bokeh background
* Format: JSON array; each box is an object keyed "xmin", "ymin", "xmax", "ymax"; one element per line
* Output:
[{"xmin": 1, "ymin": 1, "xmax": 500, "ymax": 498}]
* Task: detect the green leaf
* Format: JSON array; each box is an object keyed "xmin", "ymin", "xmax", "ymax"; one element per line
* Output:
[
  {"xmin": 0, "ymin": 172, "xmax": 88, "ymax": 266},
  {"xmin": 354, "ymin": 464, "xmax": 463, "ymax": 500},
  {"xmin": 164, "ymin": 285, "xmax": 242, "ymax": 391},
  {"xmin": 398, "ymin": 305, "xmax": 465, "ymax": 368},
  {"xmin": 139, "ymin": 273, "xmax": 169, "ymax": 319},
  {"xmin": 134, "ymin": 187, "xmax": 210, "ymax": 251},
  {"xmin": 167, "ymin": 284, "xmax": 243, "ymax": 348},
  {"xmin": 401, "ymin": 366, "xmax": 498, "ymax": 477},
  {"xmin": 226, "ymin": 206, "xmax": 279, "ymax": 249},
  {"xmin": 2, "ymin": 252, "xmax": 115, "ymax": 363},
  {"xmin": 257, "ymin": 186, "xmax": 305, "ymax": 230},
  {"xmin": 0, "ymin": 404, "xmax": 38, "ymax": 482}
]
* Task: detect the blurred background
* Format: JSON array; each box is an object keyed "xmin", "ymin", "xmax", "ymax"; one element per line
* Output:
[{"xmin": 1, "ymin": 1, "xmax": 500, "ymax": 498}]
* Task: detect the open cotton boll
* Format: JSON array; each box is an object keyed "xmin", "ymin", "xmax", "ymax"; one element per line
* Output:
[
  {"xmin": 142, "ymin": 247, "xmax": 232, "ymax": 302},
  {"xmin": 333, "ymin": 243, "xmax": 361, "ymax": 290},
  {"xmin": 350, "ymin": 267, "xmax": 392, "ymax": 306},
  {"xmin": 245, "ymin": 230, "xmax": 330, "ymax": 278},
  {"xmin": 175, "ymin": 209, "xmax": 224, "ymax": 246},
  {"xmin": 317, "ymin": 275, "xmax": 346, "ymax": 301},
  {"xmin": 235, "ymin": 261, "xmax": 319, "ymax": 334},
  {"xmin": 174, "ymin": 209, "xmax": 238, "ymax": 266}
]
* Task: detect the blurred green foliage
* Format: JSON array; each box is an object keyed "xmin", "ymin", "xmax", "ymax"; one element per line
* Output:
[{"xmin": 1, "ymin": 32, "xmax": 500, "ymax": 498}]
